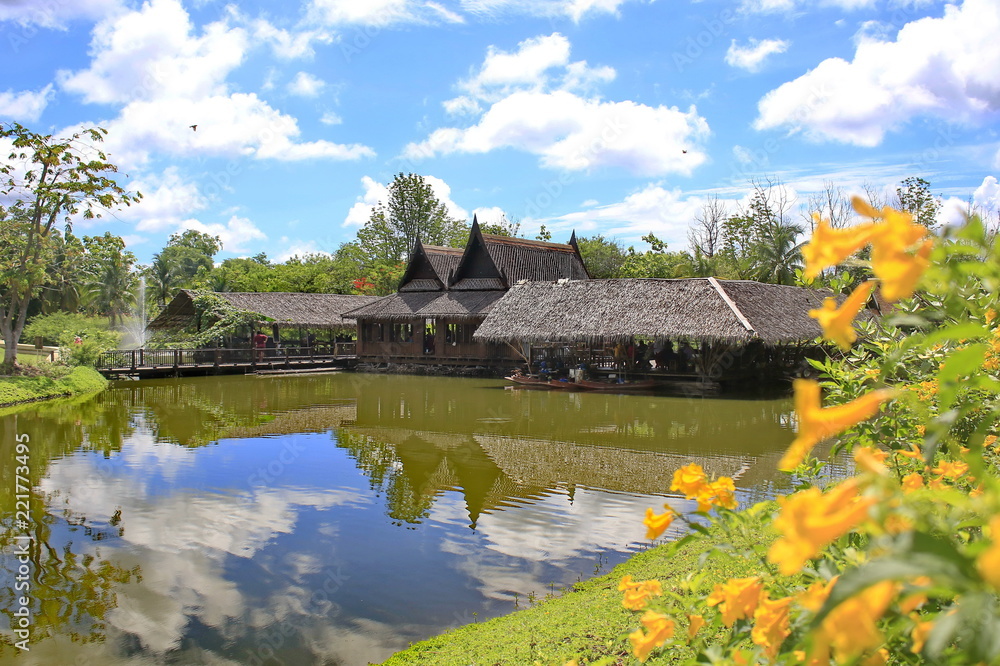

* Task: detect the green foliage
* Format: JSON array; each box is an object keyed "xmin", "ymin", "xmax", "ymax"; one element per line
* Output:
[
  {"xmin": 0, "ymin": 366, "xmax": 107, "ymax": 407},
  {"xmin": 0, "ymin": 122, "xmax": 139, "ymax": 367},
  {"xmin": 896, "ymin": 176, "xmax": 942, "ymax": 230},
  {"xmin": 357, "ymin": 173, "xmax": 468, "ymax": 264},
  {"xmin": 179, "ymin": 291, "xmax": 272, "ymax": 346},
  {"xmin": 612, "ymin": 212, "xmax": 1000, "ymax": 664},
  {"xmin": 577, "ymin": 234, "xmax": 627, "ymax": 278},
  {"xmin": 23, "ymin": 311, "xmax": 122, "ymax": 348},
  {"xmin": 479, "ymin": 213, "xmax": 522, "ymax": 238}
]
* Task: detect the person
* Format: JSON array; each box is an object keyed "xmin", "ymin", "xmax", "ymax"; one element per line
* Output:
[
  {"xmin": 679, "ymin": 341, "xmax": 696, "ymax": 372},
  {"xmin": 655, "ymin": 341, "xmax": 678, "ymax": 371},
  {"xmin": 635, "ymin": 341, "xmax": 649, "ymax": 370},
  {"xmin": 253, "ymin": 332, "xmax": 267, "ymax": 361}
]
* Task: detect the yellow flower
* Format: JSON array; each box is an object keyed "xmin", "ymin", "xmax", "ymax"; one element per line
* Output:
[
  {"xmin": 687, "ymin": 614, "xmax": 705, "ymax": 640},
  {"xmin": 706, "ymin": 576, "xmax": 763, "ymax": 627},
  {"xmin": 629, "ymin": 610, "xmax": 675, "ymax": 663},
  {"xmin": 863, "ymin": 648, "xmax": 890, "ymax": 666},
  {"xmin": 619, "ymin": 575, "xmax": 664, "ymax": 611},
  {"xmin": 810, "ymin": 281, "xmax": 876, "ymax": 350},
  {"xmin": 987, "ymin": 309, "xmax": 997, "ymax": 325},
  {"xmin": 883, "ymin": 513, "xmax": 914, "ymax": 535},
  {"xmin": 780, "ymin": 380, "xmax": 896, "ymax": 471},
  {"xmin": 751, "ymin": 594, "xmax": 793, "ymax": 659},
  {"xmin": 932, "ymin": 460, "xmax": 968, "ymax": 479},
  {"xmin": 910, "ymin": 616, "xmax": 934, "ymax": 654},
  {"xmin": 797, "ymin": 576, "xmax": 838, "ymax": 612},
  {"xmin": 986, "ymin": 435, "xmax": 998, "ymax": 448},
  {"xmin": 768, "ymin": 478, "xmax": 875, "ymax": 575},
  {"xmin": 854, "ymin": 445, "xmax": 888, "ymax": 475},
  {"xmin": 977, "ymin": 516, "xmax": 1000, "ymax": 590},
  {"xmin": 897, "ymin": 443, "xmax": 923, "ymax": 460},
  {"xmin": 643, "ymin": 505, "xmax": 676, "ymax": 541},
  {"xmin": 802, "ymin": 214, "xmax": 878, "ymax": 280},
  {"xmin": 850, "ymin": 198, "xmax": 932, "ymax": 302},
  {"xmin": 813, "ymin": 580, "xmax": 897, "ymax": 663},
  {"xmin": 898, "ymin": 576, "xmax": 931, "ymax": 614},
  {"xmin": 901, "ymin": 472, "xmax": 924, "ymax": 494},
  {"xmin": 671, "ymin": 463, "xmax": 707, "ymax": 497},
  {"xmin": 695, "ymin": 477, "xmax": 738, "ymax": 512}
]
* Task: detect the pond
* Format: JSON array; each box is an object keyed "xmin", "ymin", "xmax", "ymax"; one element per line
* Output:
[{"xmin": 1, "ymin": 372, "xmax": 812, "ymax": 665}]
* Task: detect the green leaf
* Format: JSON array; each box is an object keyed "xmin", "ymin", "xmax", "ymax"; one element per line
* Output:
[{"xmin": 812, "ymin": 532, "xmax": 977, "ymax": 626}]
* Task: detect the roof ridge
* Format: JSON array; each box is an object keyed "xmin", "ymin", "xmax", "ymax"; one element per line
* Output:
[{"xmin": 707, "ymin": 277, "xmax": 756, "ymax": 335}]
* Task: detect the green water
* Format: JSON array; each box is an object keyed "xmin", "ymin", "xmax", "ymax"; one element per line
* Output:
[{"xmin": 0, "ymin": 372, "xmax": 808, "ymax": 665}]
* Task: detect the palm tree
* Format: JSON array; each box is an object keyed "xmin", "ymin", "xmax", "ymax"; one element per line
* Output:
[
  {"xmin": 148, "ymin": 253, "xmax": 179, "ymax": 307},
  {"xmin": 86, "ymin": 253, "xmax": 137, "ymax": 327},
  {"xmin": 754, "ymin": 220, "xmax": 806, "ymax": 285}
]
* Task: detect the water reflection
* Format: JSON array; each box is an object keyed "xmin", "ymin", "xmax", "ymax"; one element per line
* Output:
[{"xmin": 0, "ymin": 372, "xmax": 807, "ymax": 665}]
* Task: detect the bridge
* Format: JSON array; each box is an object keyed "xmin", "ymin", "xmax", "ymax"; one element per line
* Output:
[{"xmin": 96, "ymin": 343, "xmax": 357, "ymax": 379}]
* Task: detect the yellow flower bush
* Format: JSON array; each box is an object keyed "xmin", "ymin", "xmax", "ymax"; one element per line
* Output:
[{"xmin": 603, "ymin": 205, "xmax": 1000, "ymax": 665}]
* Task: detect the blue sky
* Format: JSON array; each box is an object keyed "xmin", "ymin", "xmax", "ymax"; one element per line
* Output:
[{"xmin": 2, "ymin": 0, "xmax": 999, "ymax": 264}]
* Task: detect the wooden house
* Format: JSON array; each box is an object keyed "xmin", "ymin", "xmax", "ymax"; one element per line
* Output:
[
  {"xmin": 472, "ymin": 277, "xmax": 878, "ymax": 384},
  {"xmin": 343, "ymin": 216, "xmax": 589, "ymax": 366}
]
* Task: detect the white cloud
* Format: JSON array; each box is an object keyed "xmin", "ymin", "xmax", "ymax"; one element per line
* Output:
[
  {"xmin": 725, "ymin": 38, "xmax": 788, "ymax": 72},
  {"xmin": 461, "ymin": 0, "xmax": 634, "ymax": 22},
  {"xmin": 307, "ymin": 0, "xmax": 464, "ymax": 26},
  {"xmin": 320, "ymin": 111, "xmax": 343, "ymax": 125},
  {"xmin": 288, "ymin": 72, "xmax": 326, "ymax": 97},
  {"xmin": 182, "ymin": 215, "xmax": 267, "ymax": 253},
  {"xmin": 57, "ymin": 0, "xmax": 373, "ymax": 167},
  {"xmin": 973, "ymin": 175, "xmax": 1000, "ymax": 213},
  {"xmin": 739, "ymin": 0, "xmax": 876, "ymax": 12},
  {"xmin": 121, "ymin": 167, "xmax": 206, "ymax": 233},
  {"xmin": 343, "ymin": 175, "xmax": 389, "ymax": 227},
  {"xmin": 410, "ymin": 34, "xmax": 706, "ymax": 176},
  {"xmin": 471, "ymin": 206, "xmax": 506, "ymax": 225},
  {"xmin": 532, "ymin": 184, "xmax": 712, "ymax": 247},
  {"xmin": 0, "ymin": 84, "xmax": 53, "ymax": 122},
  {"xmin": 408, "ymin": 90, "xmax": 709, "ymax": 176},
  {"xmin": 275, "ymin": 239, "xmax": 334, "ymax": 262},
  {"xmin": 755, "ymin": 0, "xmax": 1000, "ymax": 146},
  {"xmin": 444, "ymin": 32, "xmax": 615, "ymax": 114},
  {"xmin": 247, "ymin": 18, "xmax": 332, "ymax": 60},
  {"xmin": 0, "ymin": 0, "xmax": 123, "ymax": 28},
  {"xmin": 342, "ymin": 174, "xmax": 468, "ymax": 227}
]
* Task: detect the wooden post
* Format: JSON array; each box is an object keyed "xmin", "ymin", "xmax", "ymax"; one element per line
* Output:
[{"xmin": 130, "ymin": 349, "xmax": 136, "ymax": 372}]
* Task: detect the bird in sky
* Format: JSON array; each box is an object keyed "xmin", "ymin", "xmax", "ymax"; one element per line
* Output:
[{"xmin": 190, "ymin": 124, "xmax": 198, "ymax": 131}]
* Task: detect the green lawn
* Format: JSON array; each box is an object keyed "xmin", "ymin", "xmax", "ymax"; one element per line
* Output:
[{"xmin": 0, "ymin": 366, "xmax": 107, "ymax": 408}]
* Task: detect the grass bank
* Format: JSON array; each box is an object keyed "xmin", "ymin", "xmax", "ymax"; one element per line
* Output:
[
  {"xmin": 383, "ymin": 516, "xmax": 773, "ymax": 666},
  {"xmin": 0, "ymin": 366, "xmax": 108, "ymax": 408}
]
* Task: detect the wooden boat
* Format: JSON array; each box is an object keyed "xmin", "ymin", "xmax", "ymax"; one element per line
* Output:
[
  {"xmin": 505, "ymin": 375, "xmax": 582, "ymax": 390},
  {"xmin": 575, "ymin": 379, "xmax": 660, "ymax": 392},
  {"xmin": 505, "ymin": 375, "xmax": 560, "ymax": 389}
]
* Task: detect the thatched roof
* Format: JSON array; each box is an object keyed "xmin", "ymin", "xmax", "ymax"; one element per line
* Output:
[
  {"xmin": 147, "ymin": 290, "xmax": 380, "ymax": 330},
  {"xmin": 398, "ymin": 241, "xmax": 464, "ymax": 292},
  {"xmin": 473, "ymin": 278, "xmax": 871, "ymax": 345},
  {"xmin": 341, "ymin": 290, "xmax": 505, "ymax": 322},
  {"xmin": 449, "ymin": 217, "xmax": 589, "ymax": 291}
]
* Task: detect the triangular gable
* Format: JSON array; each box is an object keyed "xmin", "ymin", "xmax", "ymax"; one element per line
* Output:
[
  {"xmin": 397, "ymin": 238, "xmax": 463, "ymax": 292},
  {"xmin": 449, "ymin": 215, "xmax": 507, "ymax": 290}
]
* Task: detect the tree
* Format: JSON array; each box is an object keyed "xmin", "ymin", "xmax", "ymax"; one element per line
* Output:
[
  {"xmin": 803, "ymin": 181, "xmax": 850, "ymax": 231},
  {"xmin": 479, "ymin": 213, "xmax": 522, "ymax": 238},
  {"xmin": 82, "ymin": 233, "xmax": 138, "ymax": 326},
  {"xmin": 689, "ymin": 195, "xmax": 726, "ymax": 258},
  {"xmin": 157, "ymin": 229, "xmax": 222, "ymax": 287},
  {"xmin": 576, "ymin": 235, "xmax": 627, "ymax": 278},
  {"xmin": 356, "ymin": 173, "xmax": 467, "ymax": 263},
  {"xmin": 0, "ymin": 122, "xmax": 140, "ymax": 369},
  {"xmin": 147, "ymin": 252, "xmax": 180, "ymax": 307},
  {"xmin": 894, "ymin": 176, "xmax": 941, "ymax": 229}
]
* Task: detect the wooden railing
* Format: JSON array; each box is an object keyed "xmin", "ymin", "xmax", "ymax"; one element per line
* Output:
[{"xmin": 97, "ymin": 343, "xmax": 356, "ymax": 370}]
